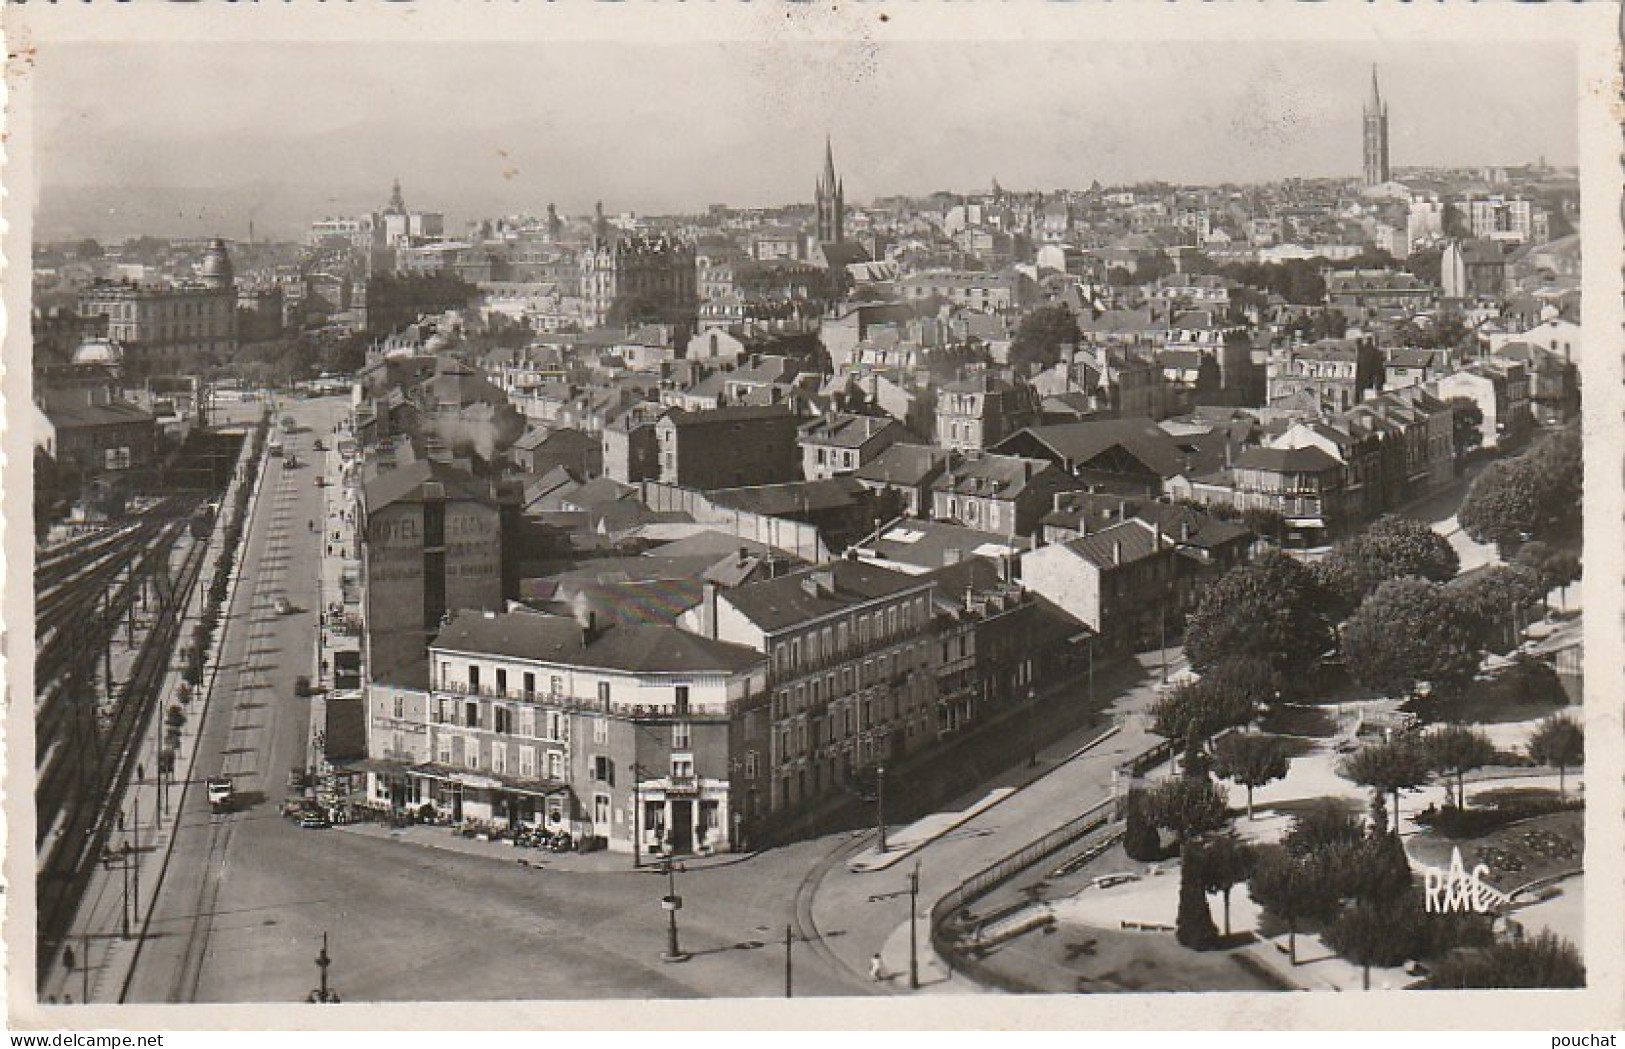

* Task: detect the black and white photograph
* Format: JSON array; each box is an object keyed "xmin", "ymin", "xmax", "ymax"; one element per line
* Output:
[{"xmin": 4, "ymin": 2, "xmax": 1620, "ymax": 1032}]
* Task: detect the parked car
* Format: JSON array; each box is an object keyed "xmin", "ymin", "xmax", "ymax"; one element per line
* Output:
[
  {"xmin": 273, "ymin": 596, "xmax": 293, "ymax": 616},
  {"xmin": 299, "ymin": 812, "xmax": 332, "ymax": 829}
]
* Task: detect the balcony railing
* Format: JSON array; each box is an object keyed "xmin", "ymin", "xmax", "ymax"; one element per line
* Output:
[{"xmin": 433, "ymin": 683, "xmax": 760, "ymax": 720}]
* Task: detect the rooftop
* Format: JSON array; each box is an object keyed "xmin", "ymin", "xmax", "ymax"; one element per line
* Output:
[
  {"xmin": 433, "ymin": 609, "xmax": 763, "ymax": 675},
  {"xmin": 723, "ymin": 560, "xmax": 929, "ymax": 633}
]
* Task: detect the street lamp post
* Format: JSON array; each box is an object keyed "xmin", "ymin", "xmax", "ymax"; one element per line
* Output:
[
  {"xmin": 631, "ymin": 765, "xmax": 644, "ymax": 870},
  {"xmin": 105, "ymin": 845, "xmax": 131, "ymax": 940},
  {"xmin": 659, "ymin": 859, "xmax": 688, "ymax": 962},
  {"xmin": 908, "ymin": 861, "xmax": 921, "ymax": 990},
  {"xmin": 784, "ymin": 923, "xmax": 793, "ymax": 998},
  {"xmin": 309, "ymin": 931, "xmax": 340, "ymax": 1003},
  {"xmin": 1027, "ymin": 687, "xmax": 1038, "ymax": 767},
  {"xmin": 875, "ymin": 764, "xmax": 888, "ymax": 854},
  {"xmin": 130, "ymin": 797, "xmax": 140, "ymax": 926}
]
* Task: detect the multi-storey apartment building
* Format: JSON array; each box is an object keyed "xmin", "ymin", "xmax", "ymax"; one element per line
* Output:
[
  {"xmin": 935, "ymin": 375, "xmax": 1042, "ymax": 452},
  {"xmin": 1167, "ymin": 445, "xmax": 1347, "ymax": 546},
  {"xmin": 579, "ymin": 224, "xmax": 698, "ymax": 329},
  {"xmin": 654, "ymin": 405, "xmax": 799, "ymax": 490},
  {"xmin": 75, "ymin": 239, "xmax": 237, "ymax": 377},
  {"xmin": 799, "ymin": 413, "xmax": 906, "ymax": 481},
  {"xmin": 681, "ymin": 561, "xmax": 937, "ymax": 825},
  {"xmin": 1266, "ymin": 338, "xmax": 1383, "ymax": 413},
  {"xmin": 364, "ymin": 609, "xmax": 766, "ymax": 856},
  {"xmin": 360, "ymin": 459, "xmax": 515, "ymax": 687}
]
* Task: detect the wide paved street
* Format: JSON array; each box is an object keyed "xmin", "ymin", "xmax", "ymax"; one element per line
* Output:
[{"xmin": 122, "ymin": 395, "xmax": 868, "ymax": 1002}]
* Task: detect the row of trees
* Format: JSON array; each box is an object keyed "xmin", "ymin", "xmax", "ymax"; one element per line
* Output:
[
  {"xmin": 1182, "ymin": 514, "xmax": 1577, "ymax": 709},
  {"xmin": 1458, "ymin": 425, "xmax": 1582, "ymax": 551}
]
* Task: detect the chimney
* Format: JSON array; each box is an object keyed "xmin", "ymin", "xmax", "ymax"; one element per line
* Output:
[
  {"xmin": 581, "ymin": 611, "xmax": 598, "ymax": 647},
  {"xmin": 737, "ymin": 546, "xmax": 749, "ymax": 567},
  {"xmin": 701, "ymin": 580, "xmax": 719, "ymax": 639},
  {"xmin": 1113, "ymin": 539, "xmax": 1123, "ymax": 566},
  {"xmin": 964, "ymin": 585, "xmax": 975, "ymax": 613},
  {"xmin": 943, "ymin": 547, "xmax": 962, "ymax": 566},
  {"xmin": 1053, "ymin": 491, "xmax": 1069, "ymax": 514},
  {"xmin": 1117, "ymin": 499, "xmax": 1127, "ymax": 522},
  {"xmin": 1181, "ymin": 520, "xmax": 1192, "ymax": 543}
]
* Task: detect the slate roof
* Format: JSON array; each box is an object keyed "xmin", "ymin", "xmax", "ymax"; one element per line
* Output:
[
  {"xmin": 661, "ymin": 404, "xmax": 794, "ymax": 428},
  {"xmin": 801, "ymin": 412, "xmax": 901, "ymax": 449},
  {"xmin": 707, "ymin": 477, "xmax": 865, "ymax": 517},
  {"xmin": 363, "ymin": 458, "xmax": 496, "ymax": 512},
  {"xmin": 860, "ymin": 518, "xmax": 1030, "ymax": 572},
  {"xmin": 995, "ymin": 418, "xmax": 1186, "ymax": 479},
  {"xmin": 46, "ymin": 401, "xmax": 155, "ymax": 430},
  {"xmin": 1232, "ymin": 445, "xmax": 1343, "ymax": 473},
  {"xmin": 854, "ymin": 443, "xmax": 956, "ymax": 487},
  {"xmin": 723, "ymin": 560, "xmax": 929, "ymax": 633},
  {"xmin": 433, "ymin": 609, "xmax": 763, "ymax": 674},
  {"xmin": 1061, "ymin": 519, "xmax": 1173, "ymax": 570}
]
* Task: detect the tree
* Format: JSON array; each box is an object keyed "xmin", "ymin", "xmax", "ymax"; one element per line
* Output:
[
  {"xmin": 1424, "ymin": 931, "xmax": 1585, "ymax": 989},
  {"xmin": 1249, "ymin": 851, "xmax": 1338, "ymax": 965},
  {"xmin": 1325, "ymin": 832, "xmax": 1414, "ymax": 906},
  {"xmin": 1147, "ymin": 775, "xmax": 1231, "ymax": 844},
  {"xmin": 1122, "ymin": 787, "xmax": 1164, "ymax": 861},
  {"xmin": 1149, "ymin": 659, "xmax": 1261, "ymax": 748},
  {"xmin": 1526, "ymin": 714, "xmax": 1584, "ymax": 798},
  {"xmin": 1009, "ymin": 304, "xmax": 1083, "ymax": 373},
  {"xmin": 1239, "ymin": 506, "xmax": 1285, "ymax": 545},
  {"xmin": 1281, "ymin": 799, "xmax": 1365, "ymax": 858},
  {"xmin": 1446, "ymin": 397, "xmax": 1484, "ymax": 460},
  {"xmin": 1195, "ymin": 833, "xmax": 1256, "ymax": 937},
  {"xmin": 1322, "ymin": 514, "xmax": 1460, "ymax": 603},
  {"xmin": 1454, "ymin": 563, "xmax": 1546, "ymax": 652},
  {"xmin": 1421, "ymin": 724, "xmax": 1498, "ymax": 809},
  {"xmin": 1176, "ymin": 843, "xmax": 1221, "ymax": 949},
  {"xmin": 1459, "ymin": 457, "xmax": 1546, "ymax": 549},
  {"xmin": 1515, "ymin": 541, "xmax": 1582, "ymax": 612},
  {"xmin": 1183, "ymin": 551, "xmax": 1334, "ymax": 700},
  {"xmin": 1213, "ymin": 733, "xmax": 1290, "ymax": 819},
  {"xmin": 1341, "ymin": 578, "xmax": 1486, "ymax": 700},
  {"xmin": 1339, "ymin": 739, "xmax": 1433, "ymax": 836},
  {"xmin": 1325, "ymin": 897, "xmax": 1419, "ymax": 990},
  {"xmin": 1405, "ymin": 247, "xmax": 1443, "ymax": 288}
]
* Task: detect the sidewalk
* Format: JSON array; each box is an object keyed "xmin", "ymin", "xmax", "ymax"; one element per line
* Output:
[
  {"xmin": 810, "ymin": 647, "xmax": 1181, "ymax": 994},
  {"xmin": 333, "ymin": 819, "xmax": 757, "ymax": 874},
  {"xmin": 42, "ymin": 428, "xmax": 268, "ymax": 1005}
]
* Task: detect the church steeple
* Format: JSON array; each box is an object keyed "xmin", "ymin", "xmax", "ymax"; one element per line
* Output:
[
  {"xmin": 388, "ymin": 177, "xmax": 406, "ymax": 214},
  {"xmin": 815, "ymin": 136, "xmax": 845, "ymax": 244},
  {"xmin": 1362, "ymin": 65, "xmax": 1391, "ymax": 187}
]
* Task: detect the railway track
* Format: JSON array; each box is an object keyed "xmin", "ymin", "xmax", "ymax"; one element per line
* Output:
[{"xmin": 33, "ymin": 511, "xmax": 211, "ymax": 979}]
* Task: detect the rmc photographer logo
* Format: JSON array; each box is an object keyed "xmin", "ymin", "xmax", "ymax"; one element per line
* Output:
[{"xmin": 1423, "ymin": 847, "xmax": 1496, "ymax": 914}]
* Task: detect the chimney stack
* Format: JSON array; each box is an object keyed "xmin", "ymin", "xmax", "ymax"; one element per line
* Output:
[
  {"xmin": 1113, "ymin": 539, "xmax": 1123, "ymax": 566},
  {"xmin": 581, "ymin": 610, "xmax": 598, "ymax": 648}
]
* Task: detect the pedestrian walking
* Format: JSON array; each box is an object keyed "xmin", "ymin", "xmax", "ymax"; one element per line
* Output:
[
  {"xmin": 137, "ymin": 763, "xmax": 145, "ymax": 783},
  {"xmin": 116, "ymin": 810, "xmax": 125, "ymax": 832},
  {"xmin": 869, "ymin": 952, "xmax": 889, "ymax": 982}
]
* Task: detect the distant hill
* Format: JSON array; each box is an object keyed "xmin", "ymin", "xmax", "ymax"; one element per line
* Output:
[{"xmin": 36, "ymin": 184, "xmax": 367, "ymax": 243}]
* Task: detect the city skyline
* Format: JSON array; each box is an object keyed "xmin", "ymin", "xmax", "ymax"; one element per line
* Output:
[{"xmin": 35, "ymin": 40, "xmax": 1576, "ymax": 241}]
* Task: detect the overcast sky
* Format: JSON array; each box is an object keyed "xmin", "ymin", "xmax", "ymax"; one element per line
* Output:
[{"xmin": 35, "ymin": 39, "xmax": 1577, "ymax": 240}]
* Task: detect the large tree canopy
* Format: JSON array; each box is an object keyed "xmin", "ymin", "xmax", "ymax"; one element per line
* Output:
[
  {"xmin": 1008, "ymin": 304, "xmax": 1083, "ymax": 373},
  {"xmin": 1341, "ymin": 578, "xmax": 1486, "ymax": 699},
  {"xmin": 1184, "ymin": 550, "xmax": 1334, "ymax": 699},
  {"xmin": 1322, "ymin": 514, "xmax": 1460, "ymax": 602}
]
